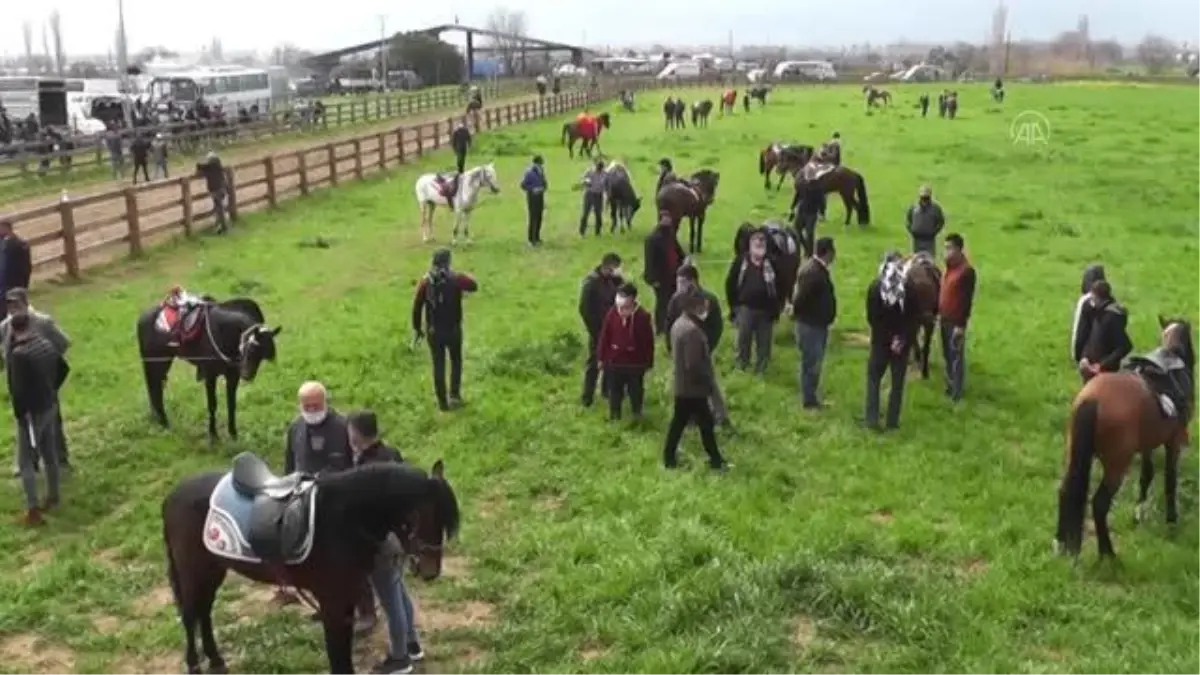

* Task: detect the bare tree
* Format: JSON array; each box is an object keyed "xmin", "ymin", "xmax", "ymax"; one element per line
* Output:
[
  {"xmin": 1091, "ymin": 40, "xmax": 1123, "ymax": 67},
  {"xmin": 41, "ymin": 22, "xmax": 53, "ymax": 68},
  {"xmin": 483, "ymin": 7, "xmax": 529, "ymax": 76},
  {"xmin": 22, "ymin": 21, "xmax": 34, "ymax": 71},
  {"xmin": 1136, "ymin": 34, "xmax": 1175, "ymax": 74},
  {"xmin": 49, "ymin": 10, "xmax": 66, "ymax": 76}
]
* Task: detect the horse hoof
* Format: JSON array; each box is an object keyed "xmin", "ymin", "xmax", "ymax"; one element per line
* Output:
[{"xmin": 208, "ymin": 662, "xmax": 229, "ymax": 674}]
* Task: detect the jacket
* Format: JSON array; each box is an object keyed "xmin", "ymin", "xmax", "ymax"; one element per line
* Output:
[
  {"xmin": 195, "ymin": 158, "xmax": 226, "ymax": 194},
  {"xmin": 643, "ymin": 227, "xmax": 685, "ymax": 290},
  {"xmin": 451, "ymin": 126, "xmax": 471, "ymax": 153},
  {"xmin": 1075, "ymin": 300, "xmax": 1132, "ymax": 371},
  {"xmin": 578, "ymin": 267, "xmax": 623, "ymax": 335},
  {"xmin": 792, "ymin": 258, "xmax": 836, "ymax": 327},
  {"xmin": 865, "ymin": 278, "xmax": 920, "ymax": 354},
  {"xmin": 905, "ymin": 201, "xmax": 945, "ymax": 240},
  {"xmin": 1, "ymin": 236, "xmax": 31, "ymax": 291},
  {"xmin": 520, "ymin": 165, "xmax": 547, "ymax": 194},
  {"xmin": 1, "ymin": 309, "xmax": 70, "ymax": 367},
  {"xmin": 284, "ymin": 409, "xmax": 350, "ymax": 474},
  {"xmin": 725, "ymin": 256, "xmax": 778, "ymax": 316},
  {"xmin": 596, "ymin": 306, "xmax": 655, "ymax": 369},
  {"xmin": 411, "ymin": 271, "xmax": 478, "ymax": 336},
  {"xmin": 7, "ymin": 331, "xmax": 60, "ymax": 418},
  {"xmin": 666, "ymin": 286, "xmax": 723, "ymax": 349},
  {"xmin": 670, "ymin": 313, "xmax": 716, "ymax": 398},
  {"xmin": 938, "ymin": 259, "xmax": 977, "ymax": 327},
  {"xmin": 354, "ymin": 440, "xmax": 403, "ymax": 466}
]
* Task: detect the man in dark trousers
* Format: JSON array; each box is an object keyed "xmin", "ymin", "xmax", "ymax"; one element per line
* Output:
[
  {"xmin": 919, "ymin": 93, "xmax": 931, "ymax": 118},
  {"xmin": 450, "ymin": 120, "xmax": 471, "ymax": 188},
  {"xmin": 937, "ymin": 233, "xmax": 977, "ymax": 401},
  {"xmin": 195, "ymin": 151, "xmax": 229, "ymax": 233},
  {"xmin": 412, "ymin": 249, "xmax": 478, "ymax": 411},
  {"xmin": 790, "ymin": 176, "xmax": 825, "ymax": 258},
  {"xmin": 0, "ymin": 219, "xmax": 32, "ymax": 322},
  {"xmin": 7, "ymin": 311, "xmax": 65, "ymax": 527},
  {"xmin": 578, "ymin": 252, "xmax": 623, "ymax": 407},
  {"xmin": 664, "ymin": 291, "xmax": 728, "ymax": 471},
  {"xmin": 130, "ymin": 132, "xmax": 152, "ymax": 184},
  {"xmin": 1074, "ymin": 279, "xmax": 1132, "ymax": 383},
  {"xmin": 578, "ymin": 158, "xmax": 606, "ymax": 236},
  {"xmin": 3, "ymin": 288, "xmax": 71, "ymax": 474},
  {"xmin": 643, "ymin": 212, "xmax": 686, "ymax": 334},
  {"xmin": 668, "ymin": 264, "xmax": 729, "ymax": 426},
  {"xmin": 863, "ymin": 255, "xmax": 920, "ymax": 431},
  {"xmin": 725, "ymin": 230, "xmax": 780, "ymax": 374},
  {"xmin": 519, "ymin": 155, "xmax": 547, "ymax": 246},
  {"xmin": 791, "ymin": 237, "xmax": 837, "ymax": 409},
  {"xmin": 905, "ymin": 184, "xmax": 945, "ymax": 256},
  {"xmin": 596, "ymin": 282, "xmax": 655, "ymax": 420}
]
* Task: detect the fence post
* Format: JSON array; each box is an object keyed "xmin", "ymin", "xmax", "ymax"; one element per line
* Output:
[
  {"xmin": 180, "ymin": 178, "xmax": 194, "ymax": 236},
  {"xmin": 386, "ymin": 97, "xmax": 392, "ymax": 117},
  {"xmin": 415, "ymin": 126, "xmax": 424, "ymax": 157},
  {"xmin": 433, "ymin": 121, "xmax": 441, "ymax": 150},
  {"xmin": 505, "ymin": 106, "xmax": 512, "ymax": 125},
  {"xmin": 375, "ymin": 98, "xmax": 382, "ymax": 120},
  {"xmin": 58, "ymin": 195, "xmax": 81, "ymax": 279},
  {"xmin": 397, "ymin": 129, "xmax": 407, "ymax": 162},
  {"xmin": 352, "ymin": 139, "xmax": 363, "ymax": 179},
  {"xmin": 327, "ymin": 145, "xmax": 338, "ymax": 186},
  {"xmin": 298, "ymin": 151, "xmax": 310, "ymax": 195},
  {"xmin": 226, "ymin": 168, "xmax": 239, "ymax": 223},
  {"xmin": 377, "ymin": 132, "xmax": 387, "ymax": 168},
  {"xmin": 124, "ymin": 187, "xmax": 143, "ymax": 257},
  {"xmin": 264, "ymin": 157, "xmax": 278, "ymax": 207},
  {"xmin": 336, "ymin": 105, "xmax": 343, "ymax": 127}
]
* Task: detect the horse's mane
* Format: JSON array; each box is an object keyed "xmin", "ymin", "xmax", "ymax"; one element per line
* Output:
[
  {"xmin": 217, "ymin": 297, "xmax": 266, "ymax": 324},
  {"xmin": 317, "ymin": 463, "xmax": 461, "ymax": 541},
  {"xmin": 1163, "ymin": 317, "xmax": 1196, "ymax": 373}
]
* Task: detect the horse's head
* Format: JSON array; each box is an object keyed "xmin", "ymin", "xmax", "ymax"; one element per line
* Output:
[
  {"xmin": 470, "ymin": 163, "xmax": 500, "ymax": 194},
  {"xmin": 1160, "ymin": 315, "xmax": 1195, "ymax": 373},
  {"xmin": 597, "ymin": 112, "xmax": 611, "ymax": 129},
  {"xmin": 402, "ymin": 460, "xmax": 461, "ymax": 580},
  {"xmin": 691, "ymin": 169, "xmax": 720, "ymax": 203},
  {"xmin": 237, "ymin": 324, "xmax": 282, "ymax": 381}
]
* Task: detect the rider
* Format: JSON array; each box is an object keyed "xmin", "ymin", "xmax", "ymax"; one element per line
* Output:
[
  {"xmin": 820, "ymin": 132, "xmax": 842, "ymax": 166},
  {"xmin": 656, "ymin": 158, "xmax": 677, "ymax": 194},
  {"xmin": 161, "ymin": 285, "xmax": 204, "ymax": 347},
  {"xmin": 447, "ymin": 120, "xmax": 472, "ymax": 196}
]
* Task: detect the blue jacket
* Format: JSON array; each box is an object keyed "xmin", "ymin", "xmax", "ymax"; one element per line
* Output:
[{"xmin": 520, "ymin": 165, "xmax": 547, "ymax": 194}]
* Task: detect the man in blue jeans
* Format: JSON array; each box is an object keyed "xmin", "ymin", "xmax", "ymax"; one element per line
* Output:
[
  {"xmin": 790, "ymin": 237, "xmax": 837, "ymax": 409},
  {"xmin": 348, "ymin": 410, "xmax": 425, "ymax": 674}
]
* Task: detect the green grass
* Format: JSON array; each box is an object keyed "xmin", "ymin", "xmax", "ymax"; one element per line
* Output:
[{"xmin": 0, "ymin": 83, "xmax": 1196, "ymax": 673}]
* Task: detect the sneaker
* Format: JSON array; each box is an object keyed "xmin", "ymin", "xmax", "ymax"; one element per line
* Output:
[
  {"xmin": 20, "ymin": 507, "xmax": 45, "ymax": 527},
  {"xmin": 407, "ymin": 642, "xmax": 425, "ymax": 662},
  {"xmin": 370, "ymin": 656, "xmax": 413, "ymax": 674}
]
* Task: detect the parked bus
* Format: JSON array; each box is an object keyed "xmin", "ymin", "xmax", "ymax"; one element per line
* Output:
[{"xmin": 147, "ymin": 65, "xmax": 273, "ymax": 111}]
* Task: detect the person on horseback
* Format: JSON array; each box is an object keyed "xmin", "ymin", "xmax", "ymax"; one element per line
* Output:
[
  {"xmin": 161, "ymin": 285, "xmax": 204, "ymax": 347},
  {"xmin": 819, "ymin": 133, "xmax": 841, "ymax": 166},
  {"xmin": 656, "ymin": 158, "xmax": 678, "ymax": 194}
]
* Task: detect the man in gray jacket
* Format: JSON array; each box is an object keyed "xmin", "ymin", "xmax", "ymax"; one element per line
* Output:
[
  {"xmin": 578, "ymin": 158, "xmax": 606, "ymax": 236},
  {"xmin": 905, "ymin": 184, "xmax": 946, "ymax": 255},
  {"xmin": 664, "ymin": 291, "xmax": 728, "ymax": 471},
  {"xmin": 2, "ymin": 288, "xmax": 71, "ymax": 474}
]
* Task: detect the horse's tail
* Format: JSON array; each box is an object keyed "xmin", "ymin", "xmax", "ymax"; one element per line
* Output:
[
  {"xmin": 854, "ymin": 173, "xmax": 871, "ymax": 225},
  {"xmin": 1059, "ymin": 398, "xmax": 1099, "ymax": 554},
  {"xmin": 758, "ymin": 149, "xmax": 767, "ymax": 175},
  {"xmin": 163, "ymin": 514, "xmax": 185, "ymax": 613}
]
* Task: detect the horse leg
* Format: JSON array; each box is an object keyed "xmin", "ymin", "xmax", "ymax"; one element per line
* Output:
[
  {"xmin": 920, "ymin": 320, "xmax": 934, "ymax": 379},
  {"xmin": 696, "ymin": 214, "xmax": 705, "ymax": 253},
  {"xmin": 1164, "ymin": 444, "xmax": 1180, "ymax": 525},
  {"xmin": 451, "ymin": 207, "xmax": 461, "ymax": 245},
  {"xmin": 320, "ymin": 600, "xmax": 356, "ymax": 674},
  {"xmin": 203, "ymin": 372, "xmax": 219, "ymax": 443},
  {"xmin": 841, "ymin": 189, "xmax": 855, "ymax": 226},
  {"xmin": 462, "ymin": 210, "xmax": 472, "ymax": 243},
  {"xmin": 775, "ymin": 169, "xmax": 787, "ymax": 192},
  {"xmin": 1092, "ymin": 477, "xmax": 1121, "ymax": 558},
  {"xmin": 144, "ymin": 358, "xmax": 173, "ymax": 427},
  {"xmin": 687, "ymin": 218, "xmax": 697, "ymax": 254},
  {"xmin": 224, "ymin": 371, "xmax": 239, "ymax": 440},
  {"xmin": 168, "ymin": 538, "xmax": 226, "ymax": 674},
  {"xmin": 1134, "ymin": 452, "xmax": 1154, "ymax": 524}
]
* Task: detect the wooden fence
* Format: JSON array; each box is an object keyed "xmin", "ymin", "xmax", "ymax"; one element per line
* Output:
[{"xmin": 0, "ymin": 80, "xmax": 531, "ymax": 182}]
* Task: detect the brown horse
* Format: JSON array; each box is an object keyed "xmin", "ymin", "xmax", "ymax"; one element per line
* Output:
[
  {"xmin": 561, "ymin": 112, "xmax": 611, "ymax": 158},
  {"xmin": 656, "ymin": 169, "xmax": 720, "ymax": 254},
  {"xmin": 863, "ymin": 85, "xmax": 892, "ymax": 108},
  {"xmin": 1056, "ymin": 317, "xmax": 1195, "ymax": 559},
  {"xmin": 901, "ymin": 254, "xmax": 941, "ymax": 379},
  {"xmin": 759, "ymin": 143, "xmax": 811, "ymax": 191},
  {"xmin": 791, "ymin": 164, "xmax": 872, "ymax": 226}
]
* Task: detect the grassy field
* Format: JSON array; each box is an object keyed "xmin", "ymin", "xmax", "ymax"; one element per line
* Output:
[{"xmin": 0, "ymin": 83, "xmax": 1196, "ymax": 674}]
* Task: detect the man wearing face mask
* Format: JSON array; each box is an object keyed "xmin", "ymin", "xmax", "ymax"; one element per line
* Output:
[
  {"xmin": 667, "ymin": 264, "xmax": 730, "ymax": 426},
  {"xmin": 905, "ymin": 185, "xmax": 946, "ymax": 256},
  {"xmin": 644, "ymin": 212, "xmax": 686, "ymax": 335},
  {"xmin": 725, "ymin": 230, "xmax": 779, "ymax": 375},
  {"xmin": 596, "ymin": 283, "xmax": 655, "ymax": 420},
  {"xmin": 284, "ymin": 381, "xmax": 350, "ymax": 475},
  {"xmin": 578, "ymin": 253, "xmax": 624, "ymax": 407},
  {"xmin": 1073, "ymin": 279, "xmax": 1132, "ymax": 383}
]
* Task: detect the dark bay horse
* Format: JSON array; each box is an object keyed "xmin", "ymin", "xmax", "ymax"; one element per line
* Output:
[
  {"xmin": 749, "ymin": 85, "xmax": 770, "ymax": 106},
  {"xmin": 163, "ymin": 458, "xmax": 460, "ymax": 673},
  {"xmin": 759, "ymin": 143, "xmax": 812, "ymax": 191},
  {"xmin": 561, "ymin": 112, "xmax": 611, "ymax": 158},
  {"xmin": 691, "ymin": 100, "xmax": 713, "ymax": 127},
  {"xmin": 137, "ymin": 297, "xmax": 282, "ymax": 441},
  {"xmin": 663, "ymin": 98, "xmax": 686, "ymax": 129},
  {"xmin": 863, "ymin": 85, "xmax": 892, "ymax": 108},
  {"xmin": 1057, "ymin": 317, "xmax": 1195, "ymax": 559},
  {"xmin": 657, "ymin": 169, "xmax": 720, "ymax": 254},
  {"xmin": 902, "ymin": 254, "xmax": 941, "ymax": 379},
  {"xmin": 792, "ymin": 164, "xmax": 872, "ymax": 226},
  {"xmin": 604, "ymin": 160, "xmax": 642, "ymax": 232},
  {"xmin": 734, "ymin": 221, "xmax": 801, "ymax": 317}
]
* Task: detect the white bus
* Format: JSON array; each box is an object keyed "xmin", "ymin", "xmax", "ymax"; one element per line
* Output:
[
  {"xmin": 147, "ymin": 65, "xmax": 273, "ymax": 111},
  {"xmin": 773, "ymin": 60, "xmax": 838, "ymax": 81}
]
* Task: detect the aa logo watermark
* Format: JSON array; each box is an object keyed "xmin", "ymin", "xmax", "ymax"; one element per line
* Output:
[{"xmin": 1010, "ymin": 110, "xmax": 1051, "ymax": 145}]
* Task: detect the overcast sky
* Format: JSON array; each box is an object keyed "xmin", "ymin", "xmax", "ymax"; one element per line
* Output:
[{"xmin": 3, "ymin": 0, "xmax": 1197, "ymax": 58}]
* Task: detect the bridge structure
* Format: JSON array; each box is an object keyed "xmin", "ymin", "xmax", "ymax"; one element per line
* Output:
[{"xmin": 302, "ymin": 24, "xmax": 593, "ymax": 79}]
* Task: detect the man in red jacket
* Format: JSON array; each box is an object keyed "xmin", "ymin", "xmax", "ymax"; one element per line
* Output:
[{"xmin": 596, "ymin": 282, "xmax": 655, "ymax": 421}]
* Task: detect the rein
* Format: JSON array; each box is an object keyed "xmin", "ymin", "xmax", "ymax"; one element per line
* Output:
[{"xmin": 268, "ymin": 564, "xmax": 321, "ymax": 614}]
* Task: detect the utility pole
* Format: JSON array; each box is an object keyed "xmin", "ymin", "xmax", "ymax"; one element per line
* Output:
[
  {"xmin": 117, "ymin": 0, "xmax": 134, "ymax": 127},
  {"xmin": 379, "ymin": 14, "xmax": 388, "ymax": 91}
]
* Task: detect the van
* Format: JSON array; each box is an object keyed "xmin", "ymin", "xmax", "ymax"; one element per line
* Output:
[
  {"xmin": 656, "ymin": 62, "xmax": 702, "ymax": 80},
  {"xmin": 773, "ymin": 61, "xmax": 837, "ymax": 81}
]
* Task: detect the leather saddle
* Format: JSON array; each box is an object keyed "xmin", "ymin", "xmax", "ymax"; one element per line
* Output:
[
  {"xmin": 157, "ymin": 303, "xmax": 207, "ymax": 343},
  {"xmin": 204, "ymin": 452, "xmax": 318, "ymax": 565},
  {"xmin": 1126, "ymin": 348, "xmax": 1193, "ymax": 421},
  {"xmin": 435, "ymin": 173, "xmax": 459, "ymax": 199}
]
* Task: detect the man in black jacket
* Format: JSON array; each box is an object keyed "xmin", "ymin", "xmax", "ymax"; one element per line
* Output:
[
  {"xmin": 578, "ymin": 252, "xmax": 623, "ymax": 407},
  {"xmin": 863, "ymin": 255, "xmax": 919, "ymax": 430},
  {"xmin": 284, "ymin": 380, "xmax": 351, "ymax": 475},
  {"xmin": 0, "ymin": 219, "xmax": 32, "ymax": 321},
  {"xmin": 130, "ymin": 132, "xmax": 152, "ymax": 184},
  {"xmin": 789, "ymin": 178, "xmax": 825, "ymax": 258},
  {"xmin": 412, "ymin": 249, "xmax": 479, "ymax": 411},
  {"xmin": 450, "ymin": 120, "xmax": 471, "ymax": 195},
  {"xmin": 8, "ymin": 312, "xmax": 64, "ymax": 526},
  {"xmin": 725, "ymin": 231, "xmax": 779, "ymax": 374},
  {"xmin": 1074, "ymin": 280, "xmax": 1133, "ymax": 382},
  {"xmin": 792, "ymin": 237, "xmax": 837, "ymax": 409},
  {"xmin": 195, "ymin": 151, "xmax": 228, "ymax": 233},
  {"xmin": 643, "ymin": 213, "xmax": 686, "ymax": 334}
]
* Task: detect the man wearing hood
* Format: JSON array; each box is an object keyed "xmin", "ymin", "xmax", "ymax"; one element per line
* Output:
[
  {"xmin": 1070, "ymin": 263, "xmax": 1106, "ymax": 361},
  {"xmin": 578, "ymin": 253, "xmax": 623, "ymax": 407},
  {"xmin": 1074, "ymin": 278, "xmax": 1132, "ymax": 382},
  {"xmin": 412, "ymin": 249, "xmax": 478, "ymax": 411},
  {"xmin": 863, "ymin": 253, "xmax": 920, "ymax": 431},
  {"xmin": 644, "ymin": 212, "xmax": 686, "ymax": 334}
]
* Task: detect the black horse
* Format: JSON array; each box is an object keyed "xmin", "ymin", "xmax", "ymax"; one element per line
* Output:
[
  {"xmin": 604, "ymin": 161, "xmax": 642, "ymax": 232},
  {"xmin": 691, "ymin": 100, "xmax": 713, "ymax": 127},
  {"xmin": 749, "ymin": 85, "xmax": 771, "ymax": 106},
  {"xmin": 656, "ymin": 169, "xmax": 720, "ymax": 253},
  {"xmin": 733, "ymin": 221, "xmax": 802, "ymax": 317},
  {"xmin": 137, "ymin": 297, "xmax": 282, "ymax": 441},
  {"xmin": 163, "ymin": 457, "xmax": 460, "ymax": 674},
  {"xmin": 663, "ymin": 97, "xmax": 686, "ymax": 129}
]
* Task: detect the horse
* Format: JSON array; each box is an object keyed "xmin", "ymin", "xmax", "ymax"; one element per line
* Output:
[
  {"xmin": 691, "ymin": 100, "xmax": 713, "ymax": 127},
  {"xmin": 137, "ymin": 297, "xmax": 282, "ymax": 442},
  {"xmin": 791, "ymin": 163, "xmax": 872, "ymax": 226},
  {"xmin": 733, "ymin": 221, "xmax": 802, "ymax": 317},
  {"xmin": 945, "ymin": 92, "xmax": 959, "ymax": 119},
  {"xmin": 656, "ymin": 169, "xmax": 721, "ymax": 254},
  {"xmin": 863, "ymin": 85, "xmax": 892, "ymax": 108},
  {"xmin": 759, "ymin": 143, "xmax": 812, "ymax": 191},
  {"xmin": 605, "ymin": 160, "xmax": 642, "ymax": 232},
  {"xmin": 663, "ymin": 98, "xmax": 686, "ymax": 129},
  {"xmin": 900, "ymin": 254, "xmax": 941, "ymax": 379},
  {"xmin": 749, "ymin": 85, "xmax": 770, "ymax": 106},
  {"xmin": 719, "ymin": 89, "xmax": 737, "ymax": 116},
  {"xmin": 1056, "ymin": 317, "xmax": 1195, "ymax": 559},
  {"xmin": 162, "ymin": 457, "xmax": 460, "ymax": 674},
  {"xmin": 414, "ymin": 163, "xmax": 500, "ymax": 245},
  {"xmin": 561, "ymin": 112, "xmax": 610, "ymax": 159},
  {"xmin": 619, "ymin": 90, "xmax": 635, "ymax": 112}
]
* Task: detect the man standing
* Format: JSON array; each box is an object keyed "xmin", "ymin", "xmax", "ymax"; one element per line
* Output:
[
  {"xmin": 725, "ymin": 231, "xmax": 779, "ymax": 375},
  {"xmin": 905, "ymin": 185, "xmax": 945, "ymax": 256},
  {"xmin": 0, "ymin": 218, "xmax": 32, "ymax": 321},
  {"xmin": 937, "ymin": 233, "xmax": 977, "ymax": 401},
  {"xmin": 130, "ymin": 132, "xmax": 152, "ymax": 184},
  {"xmin": 596, "ymin": 283, "xmax": 655, "ymax": 420},
  {"xmin": 284, "ymin": 381, "xmax": 351, "ymax": 476},
  {"xmin": 791, "ymin": 237, "xmax": 837, "ymax": 409},
  {"xmin": 152, "ymin": 132, "xmax": 170, "ymax": 179},
  {"xmin": 578, "ymin": 253, "xmax": 623, "ymax": 408},
  {"xmin": 195, "ymin": 151, "xmax": 229, "ymax": 234},
  {"xmin": 450, "ymin": 120, "xmax": 471, "ymax": 178},
  {"xmin": 664, "ymin": 291, "xmax": 728, "ymax": 471},
  {"xmin": 863, "ymin": 255, "xmax": 920, "ymax": 431},
  {"xmin": 790, "ymin": 177, "xmax": 824, "ymax": 258},
  {"xmin": 668, "ymin": 264, "xmax": 730, "ymax": 427},
  {"xmin": 411, "ymin": 249, "xmax": 478, "ymax": 411},
  {"xmin": 578, "ymin": 158, "xmax": 606, "ymax": 237},
  {"xmin": 7, "ymin": 312, "xmax": 65, "ymax": 526},
  {"xmin": 3, "ymin": 288, "xmax": 71, "ymax": 473},
  {"xmin": 1074, "ymin": 279, "xmax": 1132, "ymax": 383},
  {"xmin": 519, "ymin": 155, "xmax": 547, "ymax": 247},
  {"xmin": 104, "ymin": 125, "xmax": 124, "ymax": 179},
  {"xmin": 643, "ymin": 212, "xmax": 686, "ymax": 334},
  {"xmin": 1070, "ymin": 264, "xmax": 1106, "ymax": 361},
  {"xmin": 918, "ymin": 93, "xmax": 931, "ymax": 118}
]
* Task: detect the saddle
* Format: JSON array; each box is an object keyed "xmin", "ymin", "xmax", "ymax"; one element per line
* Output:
[
  {"xmin": 903, "ymin": 253, "xmax": 942, "ymax": 284},
  {"xmin": 435, "ymin": 173, "xmax": 459, "ymax": 200},
  {"xmin": 203, "ymin": 452, "xmax": 318, "ymax": 566},
  {"xmin": 1125, "ymin": 348, "xmax": 1193, "ymax": 422},
  {"xmin": 156, "ymin": 303, "xmax": 207, "ymax": 345},
  {"xmin": 800, "ymin": 161, "xmax": 835, "ymax": 182}
]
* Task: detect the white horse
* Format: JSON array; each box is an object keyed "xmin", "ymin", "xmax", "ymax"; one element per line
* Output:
[{"xmin": 414, "ymin": 163, "xmax": 500, "ymax": 245}]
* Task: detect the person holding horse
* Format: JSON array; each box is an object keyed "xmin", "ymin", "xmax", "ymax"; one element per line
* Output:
[
  {"xmin": 412, "ymin": 249, "xmax": 478, "ymax": 411},
  {"xmin": 665, "ymin": 290, "xmax": 729, "ymax": 472},
  {"xmin": 863, "ymin": 254, "xmax": 920, "ymax": 431},
  {"xmin": 938, "ymin": 234, "xmax": 977, "ymax": 401},
  {"xmin": 347, "ymin": 410, "xmax": 426, "ymax": 674},
  {"xmin": 790, "ymin": 174, "xmax": 825, "ymax": 258},
  {"xmin": 656, "ymin": 158, "xmax": 678, "ymax": 195},
  {"xmin": 905, "ymin": 185, "xmax": 946, "ymax": 256},
  {"xmin": 725, "ymin": 231, "xmax": 780, "ymax": 375},
  {"xmin": 1073, "ymin": 279, "xmax": 1132, "ymax": 383},
  {"xmin": 791, "ymin": 237, "xmax": 837, "ymax": 410},
  {"xmin": 643, "ymin": 212, "xmax": 686, "ymax": 335},
  {"xmin": 1070, "ymin": 264, "xmax": 1107, "ymax": 360},
  {"xmin": 578, "ymin": 158, "xmax": 607, "ymax": 236},
  {"xmin": 579, "ymin": 253, "xmax": 624, "ymax": 408},
  {"xmin": 596, "ymin": 283, "xmax": 655, "ymax": 421},
  {"xmin": 668, "ymin": 264, "xmax": 731, "ymax": 428},
  {"xmin": 519, "ymin": 155, "xmax": 548, "ymax": 246}
]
